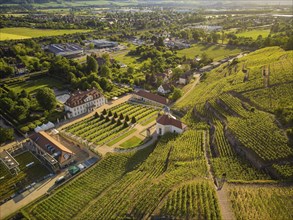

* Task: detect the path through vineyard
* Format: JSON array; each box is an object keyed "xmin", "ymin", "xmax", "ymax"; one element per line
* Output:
[{"xmin": 203, "ymin": 130, "xmax": 236, "ymax": 220}]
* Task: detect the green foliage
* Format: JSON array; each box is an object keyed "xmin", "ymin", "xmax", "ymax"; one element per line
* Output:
[
  {"xmin": 0, "ymin": 127, "xmax": 14, "ymax": 143},
  {"xmin": 64, "ymin": 103, "xmax": 158, "ymax": 145},
  {"xmin": 0, "ymin": 151, "xmax": 50, "ymax": 201},
  {"xmin": 131, "ymin": 116, "xmax": 136, "ymax": 124},
  {"xmin": 170, "ymin": 87, "xmax": 182, "ymax": 101},
  {"xmin": 229, "ymin": 185, "xmax": 293, "ymax": 220},
  {"xmin": 35, "ymin": 87, "xmax": 57, "ymax": 111}
]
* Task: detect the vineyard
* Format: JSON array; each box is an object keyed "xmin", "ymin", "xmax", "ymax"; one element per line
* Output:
[
  {"xmin": 104, "ymin": 86, "xmax": 133, "ymax": 99},
  {"xmin": 63, "ymin": 102, "xmax": 158, "ymax": 145},
  {"xmin": 159, "ymin": 181, "xmax": 221, "ymax": 220},
  {"xmin": 23, "ymin": 131, "xmax": 216, "ymax": 219},
  {"xmin": 0, "ymin": 151, "xmax": 50, "ymax": 202},
  {"xmin": 228, "ymin": 184, "xmax": 293, "ymax": 220}
]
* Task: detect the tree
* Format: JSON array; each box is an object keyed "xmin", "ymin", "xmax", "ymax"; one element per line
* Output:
[
  {"xmin": 35, "ymin": 88, "xmax": 57, "ymax": 111},
  {"xmin": 102, "ymin": 109, "xmax": 107, "ymax": 115},
  {"xmin": 125, "ymin": 115, "xmax": 130, "ymax": 121},
  {"xmin": 119, "ymin": 113, "xmax": 124, "ymax": 120},
  {"xmin": 170, "ymin": 88, "xmax": 182, "ymax": 101},
  {"xmin": 100, "ymin": 114, "xmax": 105, "ymax": 120},
  {"xmin": 86, "ymin": 56, "xmax": 98, "ymax": 73},
  {"xmin": 100, "ymin": 65, "xmax": 111, "ymax": 77},
  {"xmin": 0, "ymin": 127, "xmax": 14, "ymax": 144},
  {"xmin": 108, "ymin": 110, "xmax": 113, "ymax": 117},
  {"xmin": 131, "ymin": 116, "xmax": 136, "ymax": 124},
  {"xmin": 94, "ymin": 112, "xmax": 99, "ymax": 118},
  {"xmin": 116, "ymin": 119, "xmax": 122, "ymax": 126},
  {"xmin": 123, "ymin": 121, "xmax": 129, "ymax": 128},
  {"xmin": 113, "ymin": 112, "xmax": 118, "ymax": 118}
]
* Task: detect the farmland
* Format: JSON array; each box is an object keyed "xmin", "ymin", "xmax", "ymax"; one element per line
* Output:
[
  {"xmin": 235, "ymin": 29, "xmax": 271, "ymax": 39},
  {"xmin": 0, "ymin": 151, "xmax": 50, "ymax": 202},
  {"xmin": 63, "ymin": 102, "xmax": 159, "ymax": 145},
  {"xmin": 23, "ymin": 130, "xmax": 213, "ymax": 219},
  {"xmin": 228, "ymin": 185, "xmax": 293, "ymax": 220},
  {"xmin": 6, "ymin": 76, "xmax": 65, "ymax": 94},
  {"xmin": 177, "ymin": 44, "xmax": 243, "ymax": 61},
  {"xmin": 0, "ymin": 28, "xmax": 91, "ymax": 41}
]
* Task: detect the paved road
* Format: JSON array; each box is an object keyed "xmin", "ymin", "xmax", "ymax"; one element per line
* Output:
[{"xmin": 0, "ymin": 173, "xmax": 65, "ymax": 219}]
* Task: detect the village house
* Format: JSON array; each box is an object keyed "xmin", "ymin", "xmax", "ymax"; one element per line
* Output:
[
  {"xmin": 156, "ymin": 114, "xmax": 187, "ymax": 135},
  {"xmin": 132, "ymin": 90, "xmax": 169, "ymax": 106},
  {"xmin": 179, "ymin": 71, "xmax": 193, "ymax": 85},
  {"xmin": 156, "ymin": 72, "xmax": 169, "ymax": 83},
  {"xmin": 157, "ymin": 84, "xmax": 172, "ymax": 95},
  {"xmin": 29, "ymin": 131, "xmax": 76, "ymax": 172},
  {"xmin": 64, "ymin": 88, "xmax": 107, "ymax": 119}
]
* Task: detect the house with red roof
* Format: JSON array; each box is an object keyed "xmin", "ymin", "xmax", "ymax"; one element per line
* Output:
[
  {"xmin": 156, "ymin": 114, "xmax": 187, "ymax": 135},
  {"xmin": 29, "ymin": 131, "xmax": 76, "ymax": 171},
  {"xmin": 133, "ymin": 90, "xmax": 169, "ymax": 106},
  {"xmin": 64, "ymin": 88, "xmax": 107, "ymax": 118}
]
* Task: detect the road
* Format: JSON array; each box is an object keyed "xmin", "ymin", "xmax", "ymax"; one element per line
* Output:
[{"xmin": 171, "ymin": 74, "xmax": 201, "ymax": 108}]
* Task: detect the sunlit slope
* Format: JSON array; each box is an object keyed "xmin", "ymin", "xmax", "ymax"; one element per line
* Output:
[
  {"xmin": 175, "ymin": 46, "xmax": 293, "ymax": 111},
  {"xmin": 176, "ymin": 46, "xmax": 293, "ymax": 179}
]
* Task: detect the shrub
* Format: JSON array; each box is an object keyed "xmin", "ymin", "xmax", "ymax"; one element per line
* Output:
[{"xmin": 20, "ymin": 126, "xmax": 30, "ymax": 133}]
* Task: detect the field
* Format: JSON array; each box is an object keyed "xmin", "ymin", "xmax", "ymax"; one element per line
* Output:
[
  {"xmin": 106, "ymin": 129, "xmax": 137, "ymax": 147},
  {"xmin": 104, "ymin": 86, "xmax": 133, "ymax": 99},
  {"xmin": 0, "ymin": 151, "xmax": 50, "ymax": 202},
  {"xmin": 6, "ymin": 76, "xmax": 65, "ymax": 94},
  {"xmin": 177, "ymin": 44, "xmax": 243, "ymax": 61},
  {"xmin": 228, "ymin": 184, "xmax": 293, "ymax": 220},
  {"xmin": 235, "ymin": 29, "xmax": 271, "ymax": 39},
  {"xmin": 119, "ymin": 136, "xmax": 143, "ymax": 149},
  {"xmin": 63, "ymin": 102, "xmax": 158, "ymax": 145},
  {"xmin": 23, "ymin": 131, "xmax": 216, "ymax": 219},
  {"xmin": 0, "ymin": 28, "xmax": 91, "ymax": 41}
]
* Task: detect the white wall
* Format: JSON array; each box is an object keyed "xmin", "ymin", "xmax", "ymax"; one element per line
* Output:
[{"xmin": 156, "ymin": 123, "xmax": 183, "ymax": 135}]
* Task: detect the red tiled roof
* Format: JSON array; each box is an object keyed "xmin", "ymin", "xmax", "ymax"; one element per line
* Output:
[
  {"xmin": 65, "ymin": 88, "xmax": 103, "ymax": 108},
  {"xmin": 30, "ymin": 131, "xmax": 74, "ymax": 164},
  {"xmin": 136, "ymin": 90, "xmax": 168, "ymax": 105},
  {"xmin": 156, "ymin": 114, "xmax": 186, "ymax": 129}
]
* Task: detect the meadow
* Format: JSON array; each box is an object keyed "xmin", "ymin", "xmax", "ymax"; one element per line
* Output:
[
  {"xmin": 235, "ymin": 29, "xmax": 271, "ymax": 39},
  {"xmin": 0, "ymin": 28, "xmax": 91, "ymax": 41},
  {"xmin": 177, "ymin": 44, "xmax": 243, "ymax": 61},
  {"xmin": 6, "ymin": 76, "xmax": 65, "ymax": 94}
]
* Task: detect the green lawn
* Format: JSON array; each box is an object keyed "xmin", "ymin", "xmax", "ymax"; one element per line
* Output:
[
  {"xmin": 107, "ymin": 129, "xmax": 137, "ymax": 147},
  {"xmin": 7, "ymin": 76, "xmax": 65, "ymax": 94},
  {"xmin": 177, "ymin": 44, "xmax": 243, "ymax": 61},
  {"xmin": 0, "ymin": 151, "xmax": 50, "ymax": 201},
  {"xmin": 235, "ymin": 29, "xmax": 271, "ymax": 40},
  {"xmin": 119, "ymin": 136, "xmax": 143, "ymax": 149},
  {"xmin": 0, "ymin": 27, "xmax": 91, "ymax": 41}
]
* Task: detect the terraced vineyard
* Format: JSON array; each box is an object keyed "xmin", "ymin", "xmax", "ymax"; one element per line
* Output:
[
  {"xmin": 23, "ymin": 131, "xmax": 215, "ymax": 219},
  {"xmin": 104, "ymin": 86, "xmax": 133, "ymax": 99},
  {"xmin": 23, "ymin": 147, "xmax": 154, "ymax": 220},
  {"xmin": 159, "ymin": 181, "xmax": 221, "ymax": 220},
  {"xmin": 228, "ymin": 185, "xmax": 293, "ymax": 220},
  {"xmin": 63, "ymin": 102, "xmax": 158, "ymax": 145}
]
